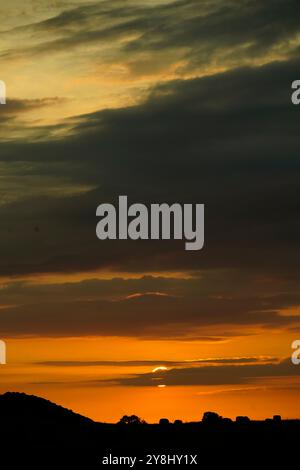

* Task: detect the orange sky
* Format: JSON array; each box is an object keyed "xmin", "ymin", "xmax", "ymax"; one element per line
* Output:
[{"xmin": 1, "ymin": 328, "xmax": 299, "ymax": 422}]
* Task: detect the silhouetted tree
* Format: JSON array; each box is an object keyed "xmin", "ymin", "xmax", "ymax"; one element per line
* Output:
[
  {"xmin": 118, "ymin": 415, "xmax": 146, "ymax": 425},
  {"xmin": 202, "ymin": 411, "xmax": 222, "ymax": 425}
]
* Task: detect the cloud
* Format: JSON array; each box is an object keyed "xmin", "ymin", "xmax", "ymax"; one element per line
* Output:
[
  {"xmin": 0, "ymin": 97, "xmax": 66, "ymax": 121},
  {"xmin": 37, "ymin": 357, "xmax": 276, "ymax": 367},
  {"xmin": 4, "ymin": 0, "xmax": 299, "ymax": 73},
  {"xmin": 0, "ymin": 57, "xmax": 299, "ymax": 279},
  {"xmin": 0, "ymin": 287, "xmax": 299, "ymax": 338},
  {"xmin": 0, "ymin": 5, "xmax": 300, "ymax": 342},
  {"xmin": 103, "ymin": 358, "xmax": 300, "ymax": 386}
]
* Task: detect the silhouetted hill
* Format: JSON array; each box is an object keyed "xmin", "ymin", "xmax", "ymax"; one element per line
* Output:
[
  {"xmin": 0, "ymin": 392, "xmax": 299, "ymax": 467},
  {"xmin": 0, "ymin": 391, "xmax": 98, "ymax": 464},
  {"xmin": 0, "ymin": 392, "xmax": 93, "ymax": 425}
]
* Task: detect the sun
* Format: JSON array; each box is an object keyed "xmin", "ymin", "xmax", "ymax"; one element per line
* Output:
[{"xmin": 152, "ymin": 366, "xmax": 168, "ymax": 373}]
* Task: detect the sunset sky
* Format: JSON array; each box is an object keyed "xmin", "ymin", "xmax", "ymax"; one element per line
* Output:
[{"xmin": 0, "ymin": 0, "xmax": 300, "ymax": 423}]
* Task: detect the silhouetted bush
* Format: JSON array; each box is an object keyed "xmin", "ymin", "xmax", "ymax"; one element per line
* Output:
[{"xmin": 159, "ymin": 418, "xmax": 170, "ymax": 425}]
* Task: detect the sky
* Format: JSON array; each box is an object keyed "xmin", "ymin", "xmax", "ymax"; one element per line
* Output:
[{"xmin": 0, "ymin": 0, "xmax": 300, "ymax": 422}]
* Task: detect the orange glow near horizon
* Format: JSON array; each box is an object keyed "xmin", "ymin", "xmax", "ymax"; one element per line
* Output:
[{"xmin": 1, "ymin": 330, "xmax": 299, "ymax": 423}]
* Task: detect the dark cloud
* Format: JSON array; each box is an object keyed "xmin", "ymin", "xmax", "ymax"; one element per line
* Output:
[
  {"xmin": 0, "ymin": 288, "xmax": 299, "ymax": 338},
  {"xmin": 0, "ymin": 57, "xmax": 299, "ymax": 279},
  {"xmin": 0, "ymin": 273, "xmax": 299, "ymax": 338},
  {"xmin": 1, "ymin": 271, "xmax": 297, "ymax": 305},
  {"xmin": 104, "ymin": 358, "xmax": 300, "ymax": 386}
]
